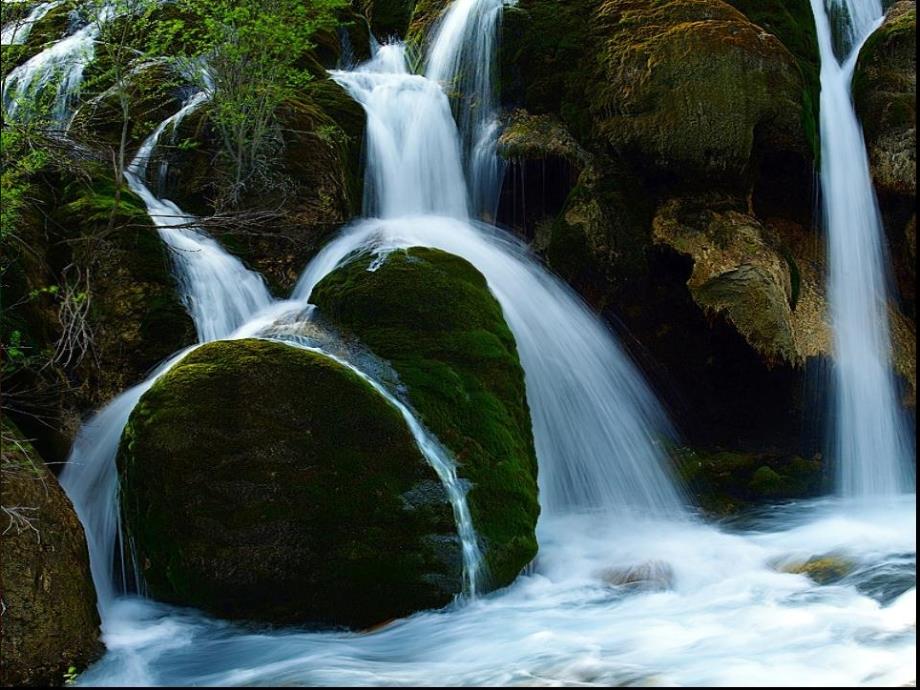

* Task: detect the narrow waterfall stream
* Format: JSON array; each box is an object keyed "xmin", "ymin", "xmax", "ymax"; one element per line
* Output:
[
  {"xmin": 808, "ymin": 0, "xmax": 915, "ymax": 497},
  {"xmin": 22, "ymin": 0, "xmax": 916, "ymax": 684},
  {"xmin": 2, "ymin": 3, "xmax": 112, "ymax": 123}
]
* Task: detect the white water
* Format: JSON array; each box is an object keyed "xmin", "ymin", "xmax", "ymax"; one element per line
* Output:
[
  {"xmin": 809, "ymin": 0, "xmax": 915, "ymax": 496},
  {"xmin": 62, "ymin": 86, "xmax": 485, "ymax": 603},
  {"xmin": 331, "ymin": 45, "xmax": 469, "ymax": 219},
  {"xmin": 0, "ymin": 0, "xmax": 62, "ymax": 45},
  {"xmin": 425, "ymin": 0, "xmax": 506, "ymax": 218},
  {"xmin": 52, "ymin": 0, "xmax": 915, "ymax": 684},
  {"xmin": 295, "ymin": 216, "xmax": 684, "ymax": 517},
  {"xmin": 2, "ymin": 4, "xmax": 110, "ymax": 123},
  {"xmin": 124, "ymin": 91, "xmax": 274, "ymax": 343}
]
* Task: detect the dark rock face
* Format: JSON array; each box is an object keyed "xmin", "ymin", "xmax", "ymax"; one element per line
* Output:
[
  {"xmin": 0, "ymin": 419, "xmax": 102, "ymax": 687},
  {"xmin": 854, "ymin": 1, "xmax": 916, "ymax": 318},
  {"xmin": 496, "ymin": 0, "xmax": 915, "ymax": 461},
  {"xmin": 159, "ymin": 80, "xmax": 366, "ymax": 294},
  {"xmin": 312, "ymin": 248, "xmax": 540, "ymax": 588},
  {"xmin": 118, "ymin": 339, "xmax": 462, "ymax": 628}
]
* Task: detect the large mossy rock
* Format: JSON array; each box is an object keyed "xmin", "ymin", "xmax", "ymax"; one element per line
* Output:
[
  {"xmin": 118, "ymin": 339, "xmax": 462, "ymax": 628},
  {"xmin": 0, "ymin": 418, "xmax": 102, "ymax": 687},
  {"xmin": 588, "ymin": 0, "xmax": 806, "ymax": 182},
  {"xmin": 311, "ymin": 247, "xmax": 540, "ymax": 588},
  {"xmin": 502, "ymin": 0, "xmax": 811, "ymax": 183}
]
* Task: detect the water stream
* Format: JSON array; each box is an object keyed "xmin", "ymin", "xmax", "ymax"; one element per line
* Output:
[
  {"xmin": 808, "ymin": 0, "xmax": 915, "ymax": 496},
  {"xmin": 39, "ymin": 0, "xmax": 917, "ymax": 684}
]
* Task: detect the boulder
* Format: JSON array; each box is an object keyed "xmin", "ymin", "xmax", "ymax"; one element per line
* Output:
[
  {"xmin": 0, "ymin": 418, "xmax": 101, "ymax": 687},
  {"xmin": 589, "ymin": 0, "xmax": 807, "ymax": 183},
  {"xmin": 118, "ymin": 338, "xmax": 463, "ymax": 628},
  {"xmin": 311, "ymin": 247, "xmax": 540, "ymax": 588}
]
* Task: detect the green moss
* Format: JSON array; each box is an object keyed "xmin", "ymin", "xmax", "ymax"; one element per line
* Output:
[
  {"xmin": 119, "ymin": 338, "xmax": 462, "ymax": 628},
  {"xmin": 675, "ymin": 447, "xmax": 824, "ymax": 515},
  {"xmin": 312, "ymin": 247, "xmax": 540, "ymax": 588}
]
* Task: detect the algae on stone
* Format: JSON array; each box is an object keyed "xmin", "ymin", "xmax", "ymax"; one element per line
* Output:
[
  {"xmin": 311, "ymin": 247, "xmax": 540, "ymax": 589},
  {"xmin": 118, "ymin": 338, "xmax": 462, "ymax": 628}
]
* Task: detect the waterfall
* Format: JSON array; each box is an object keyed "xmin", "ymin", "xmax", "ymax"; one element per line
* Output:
[
  {"xmin": 0, "ymin": 1, "xmax": 63, "ymax": 45},
  {"xmin": 425, "ymin": 0, "xmax": 506, "ymax": 219},
  {"xmin": 61, "ymin": 86, "xmax": 484, "ymax": 601},
  {"xmin": 2, "ymin": 4, "xmax": 111, "ymax": 124},
  {"xmin": 808, "ymin": 0, "xmax": 915, "ymax": 497},
  {"xmin": 310, "ymin": 0, "xmax": 684, "ymax": 519},
  {"xmin": 331, "ymin": 44, "xmax": 469, "ymax": 219},
  {"xmin": 124, "ymin": 90, "xmax": 274, "ymax": 342}
]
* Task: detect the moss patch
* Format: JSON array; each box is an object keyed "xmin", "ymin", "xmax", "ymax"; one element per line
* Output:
[
  {"xmin": 675, "ymin": 446, "xmax": 824, "ymax": 515},
  {"xmin": 312, "ymin": 247, "xmax": 540, "ymax": 588}
]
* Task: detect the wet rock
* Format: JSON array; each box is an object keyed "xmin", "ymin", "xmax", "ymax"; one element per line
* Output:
[
  {"xmin": 598, "ymin": 560, "xmax": 675, "ymax": 591},
  {"xmin": 0, "ymin": 418, "xmax": 102, "ymax": 687},
  {"xmin": 675, "ymin": 447, "xmax": 824, "ymax": 515},
  {"xmin": 777, "ymin": 554, "xmax": 855, "ymax": 584}
]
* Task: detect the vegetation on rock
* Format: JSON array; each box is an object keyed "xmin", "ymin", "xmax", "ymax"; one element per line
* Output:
[
  {"xmin": 312, "ymin": 247, "xmax": 540, "ymax": 588},
  {"xmin": 118, "ymin": 339, "xmax": 463, "ymax": 628}
]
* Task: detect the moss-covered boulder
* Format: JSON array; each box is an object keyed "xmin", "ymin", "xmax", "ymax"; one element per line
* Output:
[
  {"xmin": 118, "ymin": 338, "xmax": 463, "ymax": 628},
  {"xmin": 674, "ymin": 446, "xmax": 824, "ymax": 515},
  {"xmin": 312, "ymin": 247, "xmax": 540, "ymax": 588},
  {"xmin": 0, "ymin": 418, "xmax": 102, "ymax": 687},
  {"xmin": 589, "ymin": 0, "xmax": 807, "ymax": 182}
]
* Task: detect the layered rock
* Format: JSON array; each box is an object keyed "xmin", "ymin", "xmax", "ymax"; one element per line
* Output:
[
  {"xmin": 118, "ymin": 339, "xmax": 463, "ymax": 628},
  {"xmin": 312, "ymin": 247, "xmax": 540, "ymax": 587},
  {"xmin": 0, "ymin": 418, "xmax": 101, "ymax": 687}
]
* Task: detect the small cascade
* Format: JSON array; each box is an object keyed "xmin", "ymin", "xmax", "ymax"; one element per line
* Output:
[
  {"xmin": 0, "ymin": 1, "xmax": 63, "ymax": 45},
  {"xmin": 330, "ymin": 44, "xmax": 469, "ymax": 219},
  {"xmin": 808, "ymin": 0, "xmax": 915, "ymax": 496},
  {"xmin": 124, "ymin": 91, "xmax": 273, "ymax": 342},
  {"xmin": 425, "ymin": 0, "xmax": 506, "ymax": 219},
  {"xmin": 59, "ymin": 350, "xmax": 196, "ymax": 614},
  {"xmin": 2, "ymin": 3, "xmax": 111, "ymax": 124},
  {"xmin": 316, "ymin": 4, "xmax": 684, "ymax": 519}
]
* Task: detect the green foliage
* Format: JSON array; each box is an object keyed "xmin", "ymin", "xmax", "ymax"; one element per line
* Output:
[
  {"xmin": 0, "ymin": 127, "xmax": 48, "ymax": 245},
  {"xmin": 169, "ymin": 0, "xmax": 348, "ymax": 206}
]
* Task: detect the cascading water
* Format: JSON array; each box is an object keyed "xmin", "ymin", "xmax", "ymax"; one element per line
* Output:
[
  {"xmin": 325, "ymin": 37, "xmax": 683, "ymax": 518},
  {"xmin": 808, "ymin": 0, "xmax": 915, "ymax": 497},
  {"xmin": 0, "ymin": 0, "xmax": 63, "ymax": 45},
  {"xmin": 61, "ymin": 82, "xmax": 484, "ymax": 604},
  {"xmin": 425, "ymin": 0, "xmax": 506, "ymax": 219},
  {"xmin": 123, "ymin": 91, "xmax": 274, "ymax": 342},
  {"xmin": 2, "ymin": 3, "xmax": 111, "ymax": 123},
  {"xmin": 47, "ymin": 0, "xmax": 915, "ymax": 684}
]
